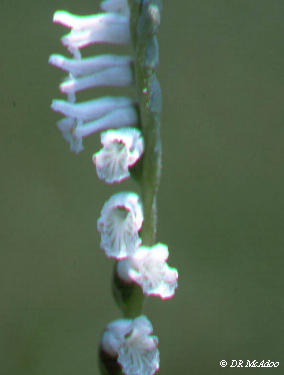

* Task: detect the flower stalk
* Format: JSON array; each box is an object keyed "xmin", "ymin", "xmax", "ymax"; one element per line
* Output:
[
  {"xmin": 128, "ymin": 0, "xmax": 162, "ymax": 247},
  {"xmin": 50, "ymin": 1, "xmax": 177, "ymax": 373}
]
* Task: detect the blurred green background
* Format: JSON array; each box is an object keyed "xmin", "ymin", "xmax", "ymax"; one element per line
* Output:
[{"xmin": 1, "ymin": 0, "xmax": 283, "ymax": 374}]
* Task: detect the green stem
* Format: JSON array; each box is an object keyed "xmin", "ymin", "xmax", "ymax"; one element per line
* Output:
[
  {"xmin": 102, "ymin": 2, "xmax": 163, "ymax": 373},
  {"xmin": 129, "ymin": 0, "xmax": 162, "ymax": 248},
  {"xmin": 118, "ymin": 0, "xmax": 162, "ymax": 318}
]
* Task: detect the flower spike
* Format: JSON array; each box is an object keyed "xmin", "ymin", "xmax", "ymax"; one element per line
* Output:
[
  {"xmin": 93, "ymin": 128, "xmax": 144, "ymax": 183},
  {"xmin": 97, "ymin": 192, "xmax": 143, "ymax": 259},
  {"xmin": 50, "ymin": 1, "xmax": 172, "ymax": 374}
]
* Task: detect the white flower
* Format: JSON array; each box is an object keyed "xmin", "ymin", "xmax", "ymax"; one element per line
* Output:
[
  {"xmin": 73, "ymin": 106, "xmax": 138, "ymax": 139},
  {"xmin": 50, "ymin": 5, "xmax": 136, "ymax": 153},
  {"xmin": 49, "ymin": 54, "xmax": 133, "ymax": 77},
  {"xmin": 97, "ymin": 192, "xmax": 143, "ymax": 258},
  {"xmin": 53, "ymin": 103, "xmax": 138, "ymax": 153},
  {"xmin": 53, "ymin": 11, "xmax": 130, "ymax": 48},
  {"xmin": 93, "ymin": 128, "xmax": 144, "ymax": 183},
  {"xmin": 51, "ymin": 96, "xmax": 135, "ymax": 121},
  {"xmin": 59, "ymin": 65, "xmax": 134, "ymax": 94},
  {"xmin": 117, "ymin": 243, "xmax": 178, "ymax": 299},
  {"xmin": 101, "ymin": 316, "xmax": 159, "ymax": 375}
]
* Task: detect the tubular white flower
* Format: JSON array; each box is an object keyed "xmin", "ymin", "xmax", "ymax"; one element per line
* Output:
[
  {"xmin": 49, "ymin": 54, "xmax": 133, "ymax": 76},
  {"xmin": 97, "ymin": 192, "xmax": 143, "ymax": 259},
  {"xmin": 101, "ymin": 0, "xmax": 130, "ymax": 17},
  {"xmin": 53, "ymin": 11, "xmax": 130, "ymax": 48},
  {"xmin": 53, "ymin": 103, "xmax": 138, "ymax": 153},
  {"xmin": 101, "ymin": 316, "xmax": 159, "ymax": 375},
  {"xmin": 73, "ymin": 106, "xmax": 138, "ymax": 139},
  {"xmin": 53, "ymin": 11, "xmax": 126, "ymax": 30},
  {"xmin": 93, "ymin": 128, "xmax": 144, "ymax": 183},
  {"xmin": 117, "ymin": 243, "xmax": 178, "ymax": 299},
  {"xmin": 51, "ymin": 96, "xmax": 135, "ymax": 121},
  {"xmin": 50, "ymin": 5, "xmax": 134, "ymax": 153},
  {"xmin": 59, "ymin": 65, "xmax": 134, "ymax": 94}
]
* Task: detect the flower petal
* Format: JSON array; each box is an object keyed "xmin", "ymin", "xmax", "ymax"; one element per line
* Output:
[
  {"xmin": 51, "ymin": 96, "xmax": 135, "ymax": 120},
  {"xmin": 97, "ymin": 192, "xmax": 143, "ymax": 259},
  {"xmin": 117, "ymin": 316, "xmax": 159, "ymax": 375},
  {"xmin": 73, "ymin": 106, "xmax": 138, "ymax": 139},
  {"xmin": 53, "ymin": 11, "xmax": 127, "ymax": 29},
  {"xmin": 61, "ymin": 16, "xmax": 130, "ymax": 48},
  {"xmin": 101, "ymin": 316, "xmax": 159, "ymax": 375},
  {"xmin": 60, "ymin": 65, "xmax": 134, "ymax": 94},
  {"xmin": 49, "ymin": 54, "xmax": 133, "ymax": 76},
  {"xmin": 125, "ymin": 244, "xmax": 179, "ymax": 299},
  {"xmin": 93, "ymin": 128, "xmax": 144, "ymax": 183}
]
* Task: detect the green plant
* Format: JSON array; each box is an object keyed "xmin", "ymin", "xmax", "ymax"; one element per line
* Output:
[{"xmin": 49, "ymin": 1, "xmax": 178, "ymax": 373}]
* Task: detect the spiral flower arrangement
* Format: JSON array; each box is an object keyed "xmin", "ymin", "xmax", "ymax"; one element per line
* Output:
[{"xmin": 49, "ymin": 0, "xmax": 178, "ymax": 373}]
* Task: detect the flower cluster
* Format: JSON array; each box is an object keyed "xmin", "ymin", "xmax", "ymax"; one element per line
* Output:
[
  {"xmin": 49, "ymin": 1, "xmax": 138, "ymax": 153},
  {"xmin": 50, "ymin": 0, "xmax": 177, "ymax": 374}
]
